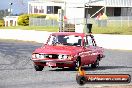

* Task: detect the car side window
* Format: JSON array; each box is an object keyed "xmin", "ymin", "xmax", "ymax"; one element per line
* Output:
[
  {"xmin": 87, "ymin": 36, "xmax": 93, "ymax": 46},
  {"xmin": 84, "ymin": 36, "xmax": 89, "ymax": 47},
  {"xmin": 87, "ymin": 35, "xmax": 97, "ymax": 46}
]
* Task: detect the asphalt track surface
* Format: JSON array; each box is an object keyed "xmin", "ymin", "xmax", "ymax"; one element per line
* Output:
[{"xmin": 0, "ymin": 40, "xmax": 132, "ymax": 88}]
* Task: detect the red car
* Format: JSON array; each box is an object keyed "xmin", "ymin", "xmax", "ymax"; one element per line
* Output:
[{"xmin": 31, "ymin": 32, "xmax": 104, "ymax": 71}]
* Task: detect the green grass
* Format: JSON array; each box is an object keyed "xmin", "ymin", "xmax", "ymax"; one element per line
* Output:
[
  {"xmin": 0, "ymin": 26, "xmax": 59, "ymax": 32},
  {"xmin": 0, "ymin": 24, "xmax": 132, "ymax": 34},
  {"xmin": 91, "ymin": 21, "xmax": 132, "ymax": 35},
  {"xmin": 92, "ymin": 26, "xmax": 132, "ymax": 35}
]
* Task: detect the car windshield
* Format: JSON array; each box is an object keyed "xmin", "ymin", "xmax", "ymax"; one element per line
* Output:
[{"xmin": 47, "ymin": 35, "xmax": 82, "ymax": 46}]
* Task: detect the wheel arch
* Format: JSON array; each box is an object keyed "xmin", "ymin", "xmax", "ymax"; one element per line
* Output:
[
  {"xmin": 77, "ymin": 56, "xmax": 81, "ymax": 62},
  {"xmin": 97, "ymin": 54, "xmax": 101, "ymax": 61}
]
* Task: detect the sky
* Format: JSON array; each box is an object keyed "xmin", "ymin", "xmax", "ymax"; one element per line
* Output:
[
  {"xmin": 0, "ymin": 0, "xmax": 30, "ymax": 14},
  {"xmin": 0, "ymin": 0, "xmax": 86, "ymax": 14}
]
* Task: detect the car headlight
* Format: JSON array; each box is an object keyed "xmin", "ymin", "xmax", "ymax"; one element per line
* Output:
[
  {"xmin": 63, "ymin": 55, "xmax": 68, "ymax": 59},
  {"xmin": 39, "ymin": 54, "xmax": 45, "ymax": 59},
  {"xmin": 32, "ymin": 54, "xmax": 45, "ymax": 59},
  {"xmin": 35, "ymin": 54, "xmax": 40, "ymax": 58},
  {"xmin": 58, "ymin": 55, "xmax": 73, "ymax": 60},
  {"xmin": 58, "ymin": 55, "xmax": 63, "ymax": 60}
]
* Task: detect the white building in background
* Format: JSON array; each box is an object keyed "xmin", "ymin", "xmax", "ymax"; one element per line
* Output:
[
  {"xmin": 28, "ymin": 0, "xmax": 85, "ymax": 19},
  {"xmin": 3, "ymin": 16, "xmax": 18, "ymax": 27},
  {"xmin": 28, "ymin": 0, "xmax": 132, "ymax": 18},
  {"xmin": 28, "ymin": 1, "xmax": 63, "ymax": 15}
]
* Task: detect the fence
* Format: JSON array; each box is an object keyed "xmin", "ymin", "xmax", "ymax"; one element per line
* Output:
[
  {"xmin": 91, "ymin": 16, "xmax": 132, "ymax": 29},
  {"xmin": 29, "ymin": 17, "xmax": 58, "ymax": 26},
  {"xmin": 29, "ymin": 16, "xmax": 132, "ymax": 29}
]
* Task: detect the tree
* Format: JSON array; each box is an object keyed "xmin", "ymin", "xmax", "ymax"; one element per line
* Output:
[
  {"xmin": 0, "ymin": 9, "xmax": 10, "ymax": 19},
  {"xmin": 18, "ymin": 14, "xmax": 29, "ymax": 26}
]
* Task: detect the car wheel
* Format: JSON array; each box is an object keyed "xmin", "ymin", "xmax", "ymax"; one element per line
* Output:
[
  {"xmin": 34, "ymin": 64, "xmax": 44, "ymax": 71},
  {"xmin": 75, "ymin": 59, "xmax": 81, "ymax": 70},
  {"xmin": 91, "ymin": 59, "xmax": 99, "ymax": 68}
]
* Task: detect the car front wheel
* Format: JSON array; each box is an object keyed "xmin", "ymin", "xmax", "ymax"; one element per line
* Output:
[
  {"xmin": 34, "ymin": 64, "xmax": 44, "ymax": 71},
  {"xmin": 75, "ymin": 58, "xmax": 81, "ymax": 70},
  {"xmin": 91, "ymin": 59, "xmax": 99, "ymax": 68}
]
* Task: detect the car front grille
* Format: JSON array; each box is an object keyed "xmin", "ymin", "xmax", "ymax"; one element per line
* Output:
[{"xmin": 44, "ymin": 54, "xmax": 59, "ymax": 59}]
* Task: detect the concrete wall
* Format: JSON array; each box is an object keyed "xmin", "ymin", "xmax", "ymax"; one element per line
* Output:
[
  {"xmin": 66, "ymin": 2, "xmax": 84, "ymax": 19},
  {"xmin": 0, "ymin": 29, "xmax": 132, "ymax": 50}
]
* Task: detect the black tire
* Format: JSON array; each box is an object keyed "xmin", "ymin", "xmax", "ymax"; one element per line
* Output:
[
  {"xmin": 76, "ymin": 75, "xmax": 87, "ymax": 86},
  {"xmin": 91, "ymin": 59, "xmax": 99, "ymax": 68},
  {"xmin": 128, "ymin": 74, "xmax": 131, "ymax": 83},
  {"xmin": 34, "ymin": 64, "xmax": 44, "ymax": 71},
  {"xmin": 75, "ymin": 58, "xmax": 81, "ymax": 70}
]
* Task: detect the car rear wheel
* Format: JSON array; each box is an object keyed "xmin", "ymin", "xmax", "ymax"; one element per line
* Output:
[
  {"xmin": 91, "ymin": 59, "xmax": 99, "ymax": 68},
  {"xmin": 34, "ymin": 64, "xmax": 44, "ymax": 71}
]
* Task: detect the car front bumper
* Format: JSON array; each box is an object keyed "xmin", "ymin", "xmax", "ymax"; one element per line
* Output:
[
  {"xmin": 31, "ymin": 58, "xmax": 75, "ymax": 67},
  {"xmin": 31, "ymin": 58, "xmax": 74, "ymax": 64}
]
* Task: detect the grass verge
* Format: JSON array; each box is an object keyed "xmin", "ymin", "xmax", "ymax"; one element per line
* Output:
[
  {"xmin": 92, "ymin": 26, "xmax": 132, "ymax": 35},
  {"xmin": 0, "ymin": 25, "xmax": 132, "ymax": 34},
  {"xmin": 0, "ymin": 26, "xmax": 58, "ymax": 32}
]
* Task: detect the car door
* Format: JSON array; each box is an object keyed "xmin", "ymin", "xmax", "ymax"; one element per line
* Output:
[
  {"xmin": 87, "ymin": 35, "xmax": 98, "ymax": 63},
  {"xmin": 82, "ymin": 36, "xmax": 93, "ymax": 65}
]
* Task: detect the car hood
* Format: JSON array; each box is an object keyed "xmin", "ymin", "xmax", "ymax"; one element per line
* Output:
[{"xmin": 33, "ymin": 45, "xmax": 83, "ymax": 55}]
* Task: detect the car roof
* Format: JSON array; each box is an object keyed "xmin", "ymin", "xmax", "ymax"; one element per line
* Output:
[{"xmin": 51, "ymin": 32, "xmax": 86, "ymax": 37}]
